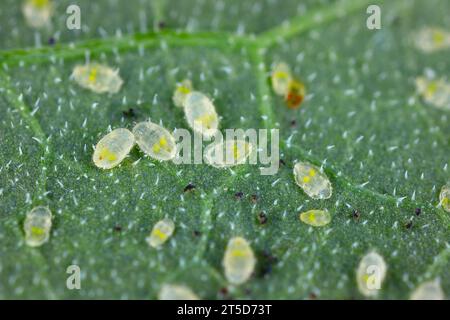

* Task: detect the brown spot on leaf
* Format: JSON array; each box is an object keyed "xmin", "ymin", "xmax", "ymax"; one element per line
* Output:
[
  {"xmin": 257, "ymin": 211, "xmax": 268, "ymax": 225},
  {"xmin": 234, "ymin": 191, "xmax": 244, "ymax": 200}
]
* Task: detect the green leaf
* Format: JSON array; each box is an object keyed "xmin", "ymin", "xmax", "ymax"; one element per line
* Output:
[{"xmin": 0, "ymin": 0, "xmax": 449, "ymax": 299}]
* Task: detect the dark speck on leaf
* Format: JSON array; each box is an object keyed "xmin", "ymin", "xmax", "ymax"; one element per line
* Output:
[
  {"xmin": 279, "ymin": 159, "xmax": 286, "ymax": 166},
  {"xmin": 415, "ymin": 208, "xmax": 421, "ymax": 216},
  {"xmin": 257, "ymin": 212, "xmax": 268, "ymax": 225},
  {"xmin": 259, "ymin": 250, "xmax": 278, "ymax": 278},
  {"xmin": 48, "ymin": 37, "xmax": 55, "ymax": 45},
  {"xmin": 218, "ymin": 287, "xmax": 230, "ymax": 299},
  {"xmin": 290, "ymin": 119, "xmax": 297, "ymax": 127},
  {"xmin": 309, "ymin": 292, "xmax": 318, "ymax": 300},
  {"xmin": 193, "ymin": 230, "xmax": 201, "ymax": 237},
  {"xmin": 122, "ymin": 108, "xmax": 136, "ymax": 118},
  {"xmin": 352, "ymin": 210, "xmax": 360, "ymax": 220},
  {"xmin": 113, "ymin": 225, "xmax": 122, "ymax": 232},
  {"xmin": 250, "ymin": 194, "xmax": 258, "ymax": 203},
  {"xmin": 405, "ymin": 220, "xmax": 413, "ymax": 229},
  {"xmin": 183, "ymin": 183, "xmax": 196, "ymax": 192},
  {"xmin": 158, "ymin": 21, "xmax": 166, "ymax": 29},
  {"xmin": 234, "ymin": 191, "xmax": 244, "ymax": 200}
]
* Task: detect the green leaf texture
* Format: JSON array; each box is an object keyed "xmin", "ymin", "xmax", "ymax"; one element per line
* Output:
[{"xmin": 0, "ymin": 0, "xmax": 449, "ymax": 299}]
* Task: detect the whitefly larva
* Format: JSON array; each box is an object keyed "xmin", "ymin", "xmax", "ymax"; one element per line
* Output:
[
  {"xmin": 24, "ymin": 206, "xmax": 52, "ymax": 247},
  {"xmin": 223, "ymin": 236, "xmax": 256, "ymax": 285},
  {"xmin": 293, "ymin": 161, "xmax": 332, "ymax": 200},
  {"xmin": 92, "ymin": 128, "xmax": 135, "ymax": 169},
  {"xmin": 133, "ymin": 121, "xmax": 176, "ymax": 161},
  {"xmin": 72, "ymin": 63, "xmax": 123, "ymax": 94}
]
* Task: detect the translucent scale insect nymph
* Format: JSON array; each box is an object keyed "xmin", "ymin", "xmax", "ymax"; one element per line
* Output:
[
  {"xmin": 293, "ymin": 161, "xmax": 332, "ymax": 200},
  {"xmin": 415, "ymin": 76, "xmax": 450, "ymax": 111},
  {"xmin": 72, "ymin": 63, "xmax": 123, "ymax": 94},
  {"xmin": 356, "ymin": 250, "xmax": 387, "ymax": 297},
  {"xmin": 133, "ymin": 121, "xmax": 176, "ymax": 161},
  {"xmin": 183, "ymin": 91, "xmax": 219, "ymax": 138},
  {"xmin": 92, "ymin": 128, "xmax": 135, "ymax": 169},
  {"xmin": 414, "ymin": 27, "xmax": 450, "ymax": 53},
  {"xmin": 24, "ymin": 206, "xmax": 52, "ymax": 247},
  {"xmin": 147, "ymin": 218, "xmax": 175, "ymax": 248},
  {"xmin": 223, "ymin": 237, "xmax": 256, "ymax": 285},
  {"xmin": 271, "ymin": 62, "xmax": 292, "ymax": 96},
  {"xmin": 299, "ymin": 209, "xmax": 331, "ymax": 227}
]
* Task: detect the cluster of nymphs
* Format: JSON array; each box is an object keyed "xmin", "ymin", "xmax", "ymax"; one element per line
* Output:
[
  {"xmin": 71, "ymin": 62, "xmax": 253, "ymax": 170},
  {"xmin": 271, "ymin": 62, "xmax": 306, "ymax": 109},
  {"xmin": 414, "ymin": 27, "xmax": 450, "ymax": 111},
  {"xmin": 293, "ymin": 161, "xmax": 332, "ymax": 228}
]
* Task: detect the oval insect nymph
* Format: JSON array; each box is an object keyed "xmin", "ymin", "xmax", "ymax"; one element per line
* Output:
[
  {"xmin": 223, "ymin": 237, "xmax": 256, "ymax": 285},
  {"xmin": 93, "ymin": 128, "xmax": 135, "ymax": 169},
  {"xmin": 133, "ymin": 121, "xmax": 176, "ymax": 161},
  {"xmin": 184, "ymin": 91, "xmax": 219, "ymax": 138},
  {"xmin": 147, "ymin": 218, "xmax": 175, "ymax": 248},
  {"xmin": 439, "ymin": 184, "xmax": 450, "ymax": 212},
  {"xmin": 72, "ymin": 63, "xmax": 123, "ymax": 94},
  {"xmin": 299, "ymin": 209, "xmax": 331, "ymax": 227},
  {"xmin": 414, "ymin": 27, "xmax": 450, "ymax": 53},
  {"xmin": 271, "ymin": 62, "xmax": 292, "ymax": 96},
  {"xmin": 158, "ymin": 284, "xmax": 199, "ymax": 300},
  {"xmin": 204, "ymin": 139, "xmax": 253, "ymax": 168},
  {"xmin": 173, "ymin": 79, "xmax": 193, "ymax": 108},
  {"xmin": 356, "ymin": 250, "xmax": 387, "ymax": 297},
  {"xmin": 293, "ymin": 161, "xmax": 332, "ymax": 199},
  {"xmin": 410, "ymin": 279, "xmax": 444, "ymax": 300},
  {"xmin": 24, "ymin": 206, "xmax": 52, "ymax": 247},
  {"xmin": 415, "ymin": 76, "xmax": 450, "ymax": 111},
  {"xmin": 285, "ymin": 79, "xmax": 306, "ymax": 109},
  {"xmin": 22, "ymin": 0, "xmax": 53, "ymax": 28}
]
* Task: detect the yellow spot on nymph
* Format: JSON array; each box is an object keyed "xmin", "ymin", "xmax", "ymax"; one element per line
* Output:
[
  {"xmin": 303, "ymin": 176, "xmax": 311, "ymax": 183},
  {"xmin": 153, "ymin": 229, "xmax": 168, "ymax": 241},
  {"xmin": 274, "ymin": 71, "xmax": 289, "ymax": 80},
  {"xmin": 152, "ymin": 143, "xmax": 161, "ymax": 153},
  {"xmin": 426, "ymin": 81, "xmax": 438, "ymax": 97},
  {"xmin": 152, "ymin": 136, "xmax": 171, "ymax": 154},
  {"xmin": 233, "ymin": 143, "xmax": 240, "ymax": 160},
  {"xmin": 443, "ymin": 197, "xmax": 449, "ymax": 206},
  {"xmin": 178, "ymin": 86, "xmax": 191, "ymax": 94},
  {"xmin": 299, "ymin": 209, "xmax": 331, "ymax": 227},
  {"xmin": 231, "ymin": 249, "xmax": 247, "ymax": 257},
  {"xmin": 31, "ymin": 226, "xmax": 44, "ymax": 236},
  {"xmin": 309, "ymin": 169, "xmax": 316, "ymax": 176},
  {"xmin": 88, "ymin": 68, "xmax": 98, "ymax": 83},
  {"xmin": 32, "ymin": 0, "xmax": 49, "ymax": 8},
  {"xmin": 433, "ymin": 30, "xmax": 445, "ymax": 44},
  {"xmin": 159, "ymin": 136, "xmax": 167, "ymax": 147},
  {"xmin": 99, "ymin": 147, "xmax": 117, "ymax": 162},
  {"xmin": 195, "ymin": 114, "xmax": 215, "ymax": 129}
]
